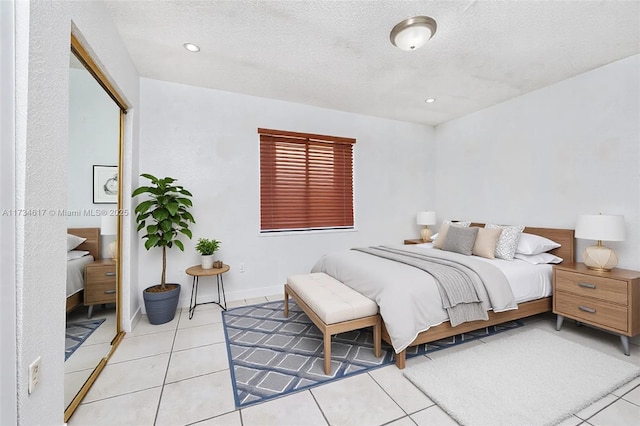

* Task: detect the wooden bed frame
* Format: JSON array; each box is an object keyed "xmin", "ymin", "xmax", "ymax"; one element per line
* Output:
[
  {"xmin": 66, "ymin": 227, "xmax": 100, "ymax": 313},
  {"xmin": 385, "ymin": 224, "xmax": 575, "ymax": 369}
]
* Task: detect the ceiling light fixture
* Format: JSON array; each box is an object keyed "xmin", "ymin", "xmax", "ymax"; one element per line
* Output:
[
  {"xmin": 425, "ymin": 98, "xmax": 436, "ymax": 103},
  {"xmin": 183, "ymin": 42, "xmax": 200, "ymax": 52},
  {"xmin": 390, "ymin": 16, "xmax": 437, "ymax": 51}
]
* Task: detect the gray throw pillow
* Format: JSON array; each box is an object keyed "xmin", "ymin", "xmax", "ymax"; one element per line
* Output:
[{"xmin": 441, "ymin": 226, "xmax": 479, "ymax": 256}]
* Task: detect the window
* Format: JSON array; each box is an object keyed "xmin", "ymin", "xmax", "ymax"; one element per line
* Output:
[{"xmin": 259, "ymin": 128, "xmax": 355, "ymax": 232}]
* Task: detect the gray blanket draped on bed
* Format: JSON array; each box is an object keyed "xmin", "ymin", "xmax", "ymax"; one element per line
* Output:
[{"xmin": 353, "ymin": 246, "xmax": 488, "ymax": 327}]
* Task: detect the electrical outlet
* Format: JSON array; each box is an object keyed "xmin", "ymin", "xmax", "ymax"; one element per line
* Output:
[
  {"xmin": 28, "ymin": 356, "xmax": 41, "ymax": 395},
  {"xmin": 239, "ymin": 263, "xmax": 246, "ymax": 273}
]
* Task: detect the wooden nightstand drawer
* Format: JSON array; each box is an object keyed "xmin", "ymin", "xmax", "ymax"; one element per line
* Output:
[
  {"xmin": 555, "ymin": 291, "xmax": 628, "ymax": 332},
  {"xmin": 84, "ymin": 281, "xmax": 117, "ymax": 304},
  {"xmin": 84, "ymin": 260, "xmax": 117, "ymax": 306},
  {"xmin": 555, "ymin": 270, "xmax": 627, "ymax": 305},
  {"xmin": 86, "ymin": 265, "xmax": 116, "ymax": 284}
]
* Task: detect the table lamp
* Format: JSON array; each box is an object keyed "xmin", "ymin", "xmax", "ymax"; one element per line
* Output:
[
  {"xmin": 100, "ymin": 215, "xmax": 118, "ymax": 261},
  {"xmin": 575, "ymin": 213, "xmax": 625, "ymax": 271},
  {"xmin": 417, "ymin": 211, "xmax": 436, "ymax": 242}
]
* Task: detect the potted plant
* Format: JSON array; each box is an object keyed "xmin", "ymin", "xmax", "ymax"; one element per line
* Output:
[
  {"xmin": 132, "ymin": 173, "xmax": 195, "ymax": 324},
  {"xmin": 195, "ymin": 238, "xmax": 221, "ymax": 269}
]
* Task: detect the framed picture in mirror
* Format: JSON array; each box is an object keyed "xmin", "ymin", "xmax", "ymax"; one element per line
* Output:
[{"xmin": 93, "ymin": 165, "xmax": 118, "ymax": 204}]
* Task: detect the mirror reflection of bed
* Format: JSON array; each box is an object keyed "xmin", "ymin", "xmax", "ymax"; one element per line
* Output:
[{"xmin": 64, "ymin": 227, "xmax": 117, "ymax": 408}]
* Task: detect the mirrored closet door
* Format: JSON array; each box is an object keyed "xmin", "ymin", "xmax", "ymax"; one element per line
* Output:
[{"xmin": 65, "ymin": 34, "xmax": 128, "ymax": 422}]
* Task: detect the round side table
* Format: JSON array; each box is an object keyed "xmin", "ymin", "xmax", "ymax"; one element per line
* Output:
[{"xmin": 185, "ymin": 264, "xmax": 230, "ymax": 319}]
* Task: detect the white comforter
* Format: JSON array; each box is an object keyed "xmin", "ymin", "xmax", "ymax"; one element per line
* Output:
[
  {"xmin": 311, "ymin": 245, "xmax": 519, "ymax": 353},
  {"xmin": 66, "ymin": 255, "xmax": 94, "ymax": 297}
]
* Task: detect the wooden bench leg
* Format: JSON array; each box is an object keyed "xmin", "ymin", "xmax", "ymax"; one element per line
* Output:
[
  {"xmin": 373, "ymin": 317, "xmax": 381, "ymax": 358},
  {"xmin": 324, "ymin": 332, "xmax": 332, "ymax": 375},
  {"xmin": 395, "ymin": 349, "xmax": 406, "ymax": 369},
  {"xmin": 283, "ymin": 285, "xmax": 289, "ymax": 318}
]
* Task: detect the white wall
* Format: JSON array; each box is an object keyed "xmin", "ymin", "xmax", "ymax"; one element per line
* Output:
[
  {"xmin": 13, "ymin": 1, "xmax": 139, "ymax": 424},
  {"xmin": 434, "ymin": 55, "xmax": 640, "ymax": 269},
  {"xmin": 138, "ymin": 78, "xmax": 435, "ymax": 310}
]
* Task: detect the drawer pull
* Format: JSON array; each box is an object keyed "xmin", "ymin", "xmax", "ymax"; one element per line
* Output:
[
  {"xmin": 578, "ymin": 282, "xmax": 596, "ymax": 289},
  {"xmin": 105, "ymin": 272, "xmax": 116, "ymax": 277},
  {"xmin": 104, "ymin": 290, "xmax": 116, "ymax": 294},
  {"xmin": 578, "ymin": 305, "xmax": 596, "ymax": 314}
]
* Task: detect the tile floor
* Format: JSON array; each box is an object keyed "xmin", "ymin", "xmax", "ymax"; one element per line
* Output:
[
  {"xmin": 67, "ymin": 295, "xmax": 640, "ymax": 426},
  {"xmin": 65, "ymin": 304, "xmax": 118, "ymax": 408}
]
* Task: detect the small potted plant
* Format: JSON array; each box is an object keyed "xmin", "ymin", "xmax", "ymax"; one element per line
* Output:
[
  {"xmin": 195, "ymin": 238, "xmax": 221, "ymax": 269},
  {"xmin": 132, "ymin": 173, "xmax": 195, "ymax": 325}
]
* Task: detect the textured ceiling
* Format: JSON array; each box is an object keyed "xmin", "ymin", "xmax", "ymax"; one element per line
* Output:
[{"xmin": 103, "ymin": 0, "xmax": 640, "ymax": 126}]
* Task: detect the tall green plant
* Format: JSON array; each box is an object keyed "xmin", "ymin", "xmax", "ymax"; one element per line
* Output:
[{"xmin": 132, "ymin": 173, "xmax": 195, "ymax": 290}]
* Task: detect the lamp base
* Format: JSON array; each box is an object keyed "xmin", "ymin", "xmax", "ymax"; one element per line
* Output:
[
  {"xmin": 420, "ymin": 227, "xmax": 433, "ymax": 243},
  {"xmin": 107, "ymin": 240, "xmax": 118, "ymax": 262},
  {"xmin": 582, "ymin": 244, "xmax": 617, "ymax": 271}
]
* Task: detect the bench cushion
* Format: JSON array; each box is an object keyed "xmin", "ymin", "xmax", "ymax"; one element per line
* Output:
[{"xmin": 287, "ymin": 273, "xmax": 378, "ymax": 324}]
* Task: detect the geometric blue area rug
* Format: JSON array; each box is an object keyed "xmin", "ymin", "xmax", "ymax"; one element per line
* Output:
[
  {"xmin": 222, "ymin": 300, "xmax": 523, "ymax": 408},
  {"xmin": 65, "ymin": 318, "xmax": 105, "ymax": 361}
]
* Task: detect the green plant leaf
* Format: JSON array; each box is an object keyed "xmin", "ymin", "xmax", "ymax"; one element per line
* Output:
[
  {"xmin": 137, "ymin": 222, "xmax": 145, "ymax": 232},
  {"xmin": 160, "ymin": 220, "xmax": 173, "ymax": 232},
  {"xmin": 176, "ymin": 197, "xmax": 192, "ymax": 207},
  {"xmin": 152, "ymin": 208, "xmax": 169, "ymax": 221},
  {"xmin": 166, "ymin": 200, "xmax": 179, "ymax": 216},
  {"xmin": 179, "ymin": 228, "xmax": 192, "ymax": 239},
  {"xmin": 132, "ymin": 186, "xmax": 151, "ymax": 197},
  {"xmin": 134, "ymin": 200, "xmax": 153, "ymax": 214},
  {"xmin": 174, "ymin": 240, "xmax": 184, "ymax": 251},
  {"xmin": 182, "ymin": 211, "xmax": 195, "ymax": 223}
]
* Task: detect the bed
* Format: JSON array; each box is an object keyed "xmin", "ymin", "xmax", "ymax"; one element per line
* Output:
[
  {"xmin": 66, "ymin": 227, "xmax": 100, "ymax": 313},
  {"xmin": 311, "ymin": 224, "xmax": 575, "ymax": 368}
]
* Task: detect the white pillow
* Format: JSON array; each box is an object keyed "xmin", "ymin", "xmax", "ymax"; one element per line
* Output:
[
  {"xmin": 67, "ymin": 233, "xmax": 86, "ymax": 252},
  {"xmin": 516, "ymin": 233, "xmax": 561, "ymax": 255},
  {"xmin": 67, "ymin": 250, "xmax": 90, "ymax": 261},
  {"xmin": 485, "ymin": 224, "xmax": 525, "ymax": 260},
  {"xmin": 515, "ymin": 252, "xmax": 563, "ymax": 264}
]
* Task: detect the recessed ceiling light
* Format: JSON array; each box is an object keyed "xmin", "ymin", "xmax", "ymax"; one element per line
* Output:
[
  {"xmin": 390, "ymin": 16, "xmax": 437, "ymax": 51},
  {"xmin": 183, "ymin": 43, "xmax": 200, "ymax": 52},
  {"xmin": 425, "ymin": 98, "xmax": 436, "ymax": 103}
]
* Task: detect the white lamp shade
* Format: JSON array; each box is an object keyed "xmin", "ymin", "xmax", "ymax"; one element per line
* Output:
[
  {"xmin": 575, "ymin": 214, "xmax": 625, "ymax": 242},
  {"xmin": 100, "ymin": 215, "xmax": 118, "ymax": 236},
  {"xmin": 416, "ymin": 211, "xmax": 436, "ymax": 226}
]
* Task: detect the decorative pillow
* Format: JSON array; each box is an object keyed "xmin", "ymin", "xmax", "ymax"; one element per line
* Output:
[
  {"xmin": 514, "ymin": 252, "xmax": 563, "ymax": 264},
  {"xmin": 67, "ymin": 250, "xmax": 90, "ymax": 261},
  {"xmin": 433, "ymin": 220, "xmax": 471, "ymax": 249},
  {"xmin": 441, "ymin": 226, "xmax": 479, "ymax": 256},
  {"xmin": 444, "ymin": 220, "xmax": 471, "ymax": 227},
  {"xmin": 485, "ymin": 224, "xmax": 525, "ymax": 260},
  {"xmin": 67, "ymin": 233, "xmax": 86, "ymax": 252},
  {"xmin": 472, "ymin": 227, "xmax": 503, "ymax": 259},
  {"xmin": 516, "ymin": 233, "xmax": 561, "ymax": 255}
]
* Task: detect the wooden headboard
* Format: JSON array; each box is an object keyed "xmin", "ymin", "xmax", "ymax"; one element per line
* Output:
[
  {"xmin": 469, "ymin": 223, "xmax": 575, "ymax": 263},
  {"xmin": 68, "ymin": 227, "xmax": 100, "ymax": 260}
]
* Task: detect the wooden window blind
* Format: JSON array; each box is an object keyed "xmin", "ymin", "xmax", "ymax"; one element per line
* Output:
[{"xmin": 259, "ymin": 128, "xmax": 355, "ymax": 232}]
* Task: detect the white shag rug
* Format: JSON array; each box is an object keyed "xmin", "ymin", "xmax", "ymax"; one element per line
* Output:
[{"xmin": 403, "ymin": 328, "xmax": 640, "ymax": 426}]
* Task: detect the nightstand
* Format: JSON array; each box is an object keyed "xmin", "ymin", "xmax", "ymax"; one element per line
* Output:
[
  {"xmin": 404, "ymin": 239, "xmax": 425, "ymax": 245},
  {"xmin": 553, "ymin": 262, "xmax": 640, "ymax": 355},
  {"xmin": 84, "ymin": 259, "xmax": 117, "ymax": 319}
]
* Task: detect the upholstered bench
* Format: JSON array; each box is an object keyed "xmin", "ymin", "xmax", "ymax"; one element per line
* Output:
[{"xmin": 284, "ymin": 272, "xmax": 381, "ymax": 374}]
